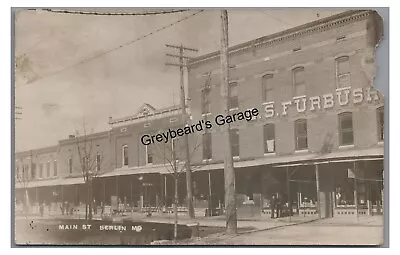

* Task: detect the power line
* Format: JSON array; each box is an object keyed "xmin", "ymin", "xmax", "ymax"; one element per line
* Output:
[
  {"xmin": 16, "ymin": 10, "xmax": 204, "ymax": 88},
  {"xmin": 34, "ymin": 8, "xmax": 190, "ymax": 16},
  {"xmin": 260, "ymin": 10, "xmax": 292, "ymax": 27}
]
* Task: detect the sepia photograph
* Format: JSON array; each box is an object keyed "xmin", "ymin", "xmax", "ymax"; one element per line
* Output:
[{"xmin": 12, "ymin": 7, "xmax": 388, "ymax": 246}]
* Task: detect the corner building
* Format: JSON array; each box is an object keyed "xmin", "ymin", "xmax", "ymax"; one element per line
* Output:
[{"xmin": 187, "ymin": 10, "xmax": 384, "ymax": 218}]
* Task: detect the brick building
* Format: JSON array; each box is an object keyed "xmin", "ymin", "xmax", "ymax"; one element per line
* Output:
[
  {"xmin": 186, "ymin": 10, "xmax": 384, "ymax": 218},
  {"xmin": 15, "ymin": 10, "xmax": 385, "ymax": 219}
]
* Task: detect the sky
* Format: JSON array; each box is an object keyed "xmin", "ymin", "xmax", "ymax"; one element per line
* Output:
[{"xmin": 14, "ymin": 9, "xmax": 344, "ymax": 152}]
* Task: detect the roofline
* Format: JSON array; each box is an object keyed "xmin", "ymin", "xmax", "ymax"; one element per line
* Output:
[
  {"xmin": 188, "ymin": 10, "xmax": 373, "ymax": 68},
  {"xmin": 59, "ymin": 130, "xmax": 110, "ymax": 145},
  {"xmin": 109, "ymin": 104, "xmax": 184, "ymax": 125}
]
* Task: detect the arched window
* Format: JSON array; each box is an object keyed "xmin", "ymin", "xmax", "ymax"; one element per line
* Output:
[
  {"xmin": 295, "ymin": 119, "xmax": 308, "ymax": 151},
  {"xmin": 230, "ymin": 128, "xmax": 240, "ymax": 157},
  {"xmin": 377, "ymin": 107, "xmax": 384, "ymax": 141},
  {"xmin": 339, "ymin": 112, "xmax": 354, "ymax": 146},
  {"xmin": 203, "ymin": 132, "xmax": 212, "ymax": 160},
  {"xmin": 336, "ymin": 56, "xmax": 350, "ymax": 88},
  {"xmin": 262, "ymin": 74, "xmax": 274, "ymax": 103},
  {"xmin": 292, "ymin": 67, "xmax": 306, "ymax": 96},
  {"xmin": 228, "ymin": 82, "xmax": 239, "ymax": 109},
  {"xmin": 122, "ymin": 145, "xmax": 129, "ymax": 166},
  {"xmin": 68, "ymin": 157, "xmax": 72, "ymax": 174}
]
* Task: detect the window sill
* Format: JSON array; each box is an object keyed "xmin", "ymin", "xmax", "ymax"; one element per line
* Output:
[
  {"xmin": 233, "ymin": 156, "xmax": 240, "ymax": 160},
  {"xmin": 146, "ymin": 163, "xmax": 153, "ymax": 166},
  {"xmin": 377, "ymin": 141, "xmax": 384, "ymax": 146},
  {"xmin": 202, "ymin": 113, "xmax": 212, "ymax": 116},
  {"xmin": 294, "ymin": 149, "xmax": 309, "ymax": 154},
  {"xmin": 229, "ymin": 108, "xmax": 239, "ymax": 111},
  {"xmin": 202, "ymin": 159, "xmax": 212, "ymax": 162},
  {"xmin": 262, "ymin": 101, "xmax": 274, "ymax": 105},
  {"xmin": 264, "ymin": 152, "xmax": 276, "ymax": 156},
  {"xmin": 338, "ymin": 144, "xmax": 355, "ymax": 150}
]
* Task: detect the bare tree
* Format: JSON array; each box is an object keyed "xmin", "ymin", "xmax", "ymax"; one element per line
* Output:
[
  {"xmin": 15, "ymin": 152, "xmax": 33, "ymax": 215},
  {"xmin": 150, "ymin": 132, "xmax": 202, "ymax": 241},
  {"xmin": 73, "ymin": 125, "xmax": 107, "ymax": 220}
]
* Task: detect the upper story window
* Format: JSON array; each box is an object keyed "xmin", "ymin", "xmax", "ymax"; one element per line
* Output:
[
  {"xmin": 336, "ymin": 56, "xmax": 350, "ymax": 88},
  {"xmin": 377, "ymin": 107, "xmax": 384, "ymax": 141},
  {"xmin": 295, "ymin": 119, "xmax": 308, "ymax": 151},
  {"xmin": 96, "ymin": 153, "xmax": 101, "ymax": 171},
  {"xmin": 68, "ymin": 157, "xmax": 73, "ymax": 174},
  {"xmin": 263, "ymin": 123, "xmax": 275, "ymax": 154},
  {"xmin": 46, "ymin": 161, "xmax": 50, "ymax": 177},
  {"xmin": 53, "ymin": 161, "xmax": 57, "ymax": 176},
  {"xmin": 203, "ymin": 132, "xmax": 212, "ymax": 160},
  {"xmin": 201, "ymin": 86, "xmax": 211, "ymax": 114},
  {"xmin": 31, "ymin": 163, "xmax": 36, "ymax": 180},
  {"xmin": 39, "ymin": 163, "xmax": 43, "ymax": 178},
  {"xmin": 262, "ymin": 74, "xmax": 274, "ymax": 103},
  {"xmin": 23, "ymin": 164, "xmax": 29, "ymax": 180},
  {"xmin": 339, "ymin": 112, "xmax": 354, "ymax": 146},
  {"xmin": 146, "ymin": 145, "xmax": 153, "ymax": 164},
  {"xmin": 292, "ymin": 67, "xmax": 306, "ymax": 97},
  {"xmin": 122, "ymin": 145, "xmax": 129, "ymax": 166},
  {"xmin": 230, "ymin": 128, "xmax": 240, "ymax": 157},
  {"xmin": 15, "ymin": 163, "xmax": 20, "ymax": 179},
  {"xmin": 229, "ymin": 82, "xmax": 239, "ymax": 110}
]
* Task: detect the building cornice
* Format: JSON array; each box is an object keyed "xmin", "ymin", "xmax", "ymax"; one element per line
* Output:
[{"xmin": 188, "ymin": 10, "xmax": 372, "ymax": 68}]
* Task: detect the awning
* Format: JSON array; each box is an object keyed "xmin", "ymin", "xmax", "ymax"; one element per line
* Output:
[
  {"xmin": 15, "ymin": 176, "xmax": 85, "ymax": 189},
  {"xmin": 83, "ymin": 147, "xmax": 384, "ymax": 178},
  {"xmin": 99, "ymin": 162, "xmax": 186, "ymax": 178},
  {"xmin": 194, "ymin": 147, "xmax": 383, "ymax": 171}
]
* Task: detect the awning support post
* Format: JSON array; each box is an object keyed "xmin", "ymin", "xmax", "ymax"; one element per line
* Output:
[{"xmin": 315, "ymin": 164, "xmax": 321, "ymax": 220}]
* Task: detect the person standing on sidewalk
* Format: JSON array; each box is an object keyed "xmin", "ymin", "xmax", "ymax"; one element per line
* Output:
[{"xmin": 270, "ymin": 194, "xmax": 277, "ymax": 219}]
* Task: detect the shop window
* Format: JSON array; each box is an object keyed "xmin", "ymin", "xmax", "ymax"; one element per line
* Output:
[
  {"xmin": 122, "ymin": 145, "xmax": 129, "ymax": 166},
  {"xmin": 68, "ymin": 157, "xmax": 72, "ymax": 174},
  {"xmin": 203, "ymin": 132, "xmax": 212, "ymax": 160},
  {"xmin": 230, "ymin": 128, "xmax": 240, "ymax": 157},
  {"xmin": 336, "ymin": 56, "xmax": 350, "ymax": 88},
  {"xmin": 377, "ymin": 107, "xmax": 384, "ymax": 141},
  {"xmin": 229, "ymin": 82, "xmax": 239, "ymax": 109},
  {"xmin": 146, "ymin": 145, "xmax": 153, "ymax": 164},
  {"xmin": 339, "ymin": 112, "xmax": 354, "ymax": 146},
  {"xmin": 295, "ymin": 119, "xmax": 308, "ymax": 151},
  {"xmin": 263, "ymin": 123, "xmax": 275, "ymax": 154},
  {"xmin": 262, "ymin": 74, "xmax": 274, "ymax": 103},
  {"xmin": 201, "ymin": 86, "xmax": 211, "ymax": 114},
  {"xmin": 292, "ymin": 67, "xmax": 306, "ymax": 96}
]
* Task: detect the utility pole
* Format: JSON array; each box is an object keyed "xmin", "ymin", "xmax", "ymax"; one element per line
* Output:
[
  {"xmin": 220, "ymin": 10, "xmax": 237, "ymax": 234},
  {"xmin": 166, "ymin": 44, "xmax": 198, "ymax": 219}
]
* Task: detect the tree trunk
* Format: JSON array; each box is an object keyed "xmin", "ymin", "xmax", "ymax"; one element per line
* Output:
[
  {"xmin": 88, "ymin": 181, "xmax": 93, "ymax": 220},
  {"xmin": 174, "ymin": 175, "xmax": 178, "ymax": 241},
  {"xmin": 85, "ymin": 182, "xmax": 88, "ymax": 220}
]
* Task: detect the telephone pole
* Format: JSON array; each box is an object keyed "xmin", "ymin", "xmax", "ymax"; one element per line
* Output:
[
  {"xmin": 166, "ymin": 43, "xmax": 198, "ymax": 218},
  {"xmin": 220, "ymin": 10, "xmax": 237, "ymax": 234}
]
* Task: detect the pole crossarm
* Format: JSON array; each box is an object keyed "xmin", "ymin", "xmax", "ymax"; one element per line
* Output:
[{"xmin": 166, "ymin": 44, "xmax": 198, "ymax": 52}]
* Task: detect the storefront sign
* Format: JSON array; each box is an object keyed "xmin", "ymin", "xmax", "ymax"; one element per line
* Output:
[{"xmin": 264, "ymin": 86, "xmax": 380, "ymax": 118}]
